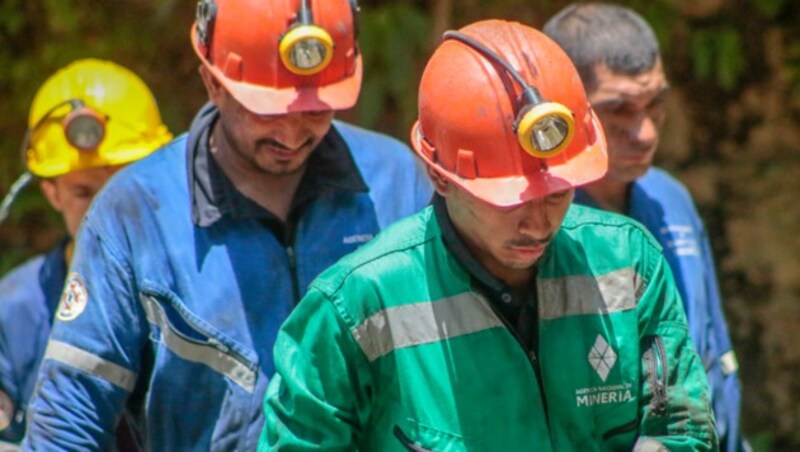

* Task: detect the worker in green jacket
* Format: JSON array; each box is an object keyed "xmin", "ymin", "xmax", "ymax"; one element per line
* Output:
[{"xmin": 261, "ymin": 19, "xmax": 717, "ymax": 451}]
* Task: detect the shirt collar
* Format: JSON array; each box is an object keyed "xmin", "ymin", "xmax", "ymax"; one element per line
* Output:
[
  {"xmin": 433, "ymin": 195, "xmax": 526, "ymax": 306},
  {"xmin": 187, "ymin": 103, "xmax": 368, "ymax": 227}
]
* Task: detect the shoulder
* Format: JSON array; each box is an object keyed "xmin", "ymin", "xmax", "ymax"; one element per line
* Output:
[
  {"xmin": 85, "ymin": 134, "xmax": 189, "ymax": 227},
  {"xmin": 333, "ymin": 120, "xmax": 408, "ymax": 150},
  {"xmin": 637, "ymin": 168, "xmax": 695, "ymax": 203},
  {"xmin": 333, "ymin": 121, "xmax": 415, "ymax": 163},
  {"xmin": 106, "ymin": 133, "xmax": 188, "ymax": 191},
  {"xmin": 311, "ymin": 207, "xmax": 434, "ymax": 295},
  {"xmin": 561, "ymin": 203, "xmax": 663, "ymax": 256},
  {"xmin": 0, "ymin": 254, "xmax": 47, "ymax": 314}
]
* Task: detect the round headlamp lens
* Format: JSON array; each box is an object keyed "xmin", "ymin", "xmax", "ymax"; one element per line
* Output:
[
  {"xmin": 280, "ymin": 24, "xmax": 334, "ymax": 75},
  {"xmin": 65, "ymin": 114, "xmax": 105, "ymax": 151},
  {"xmin": 531, "ymin": 115, "xmax": 569, "ymax": 152},
  {"xmin": 290, "ymin": 38, "xmax": 328, "ymax": 70}
]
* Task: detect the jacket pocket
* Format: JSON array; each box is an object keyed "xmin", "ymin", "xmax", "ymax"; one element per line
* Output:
[
  {"xmin": 138, "ymin": 292, "xmax": 257, "ymax": 393},
  {"xmin": 602, "ymin": 418, "xmax": 638, "ymax": 441},
  {"xmin": 392, "ymin": 420, "xmax": 471, "ymax": 452},
  {"xmin": 641, "ymin": 335, "xmax": 668, "ymax": 416},
  {"xmin": 394, "ymin": 425, "xmax": 433, "ymax": 452}
]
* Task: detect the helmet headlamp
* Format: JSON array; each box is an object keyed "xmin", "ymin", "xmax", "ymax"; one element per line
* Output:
[
  {"xmin": 515, "ymin": 93, "xmax": 575, "ymax": 158},
  {"xmin": 442, "ymin": 31, "xmax": 576, "ymax": 159},
  {"xmin": 279, "ymin": 0, "xmax": 334, "ymax": 75},
  {"xmin": 24, "ymin": 99, "xmax": 107, "ymax": 156},
  {"xmin": 63, "ymin": 103, "xmax": 106, "ymax": 151}
]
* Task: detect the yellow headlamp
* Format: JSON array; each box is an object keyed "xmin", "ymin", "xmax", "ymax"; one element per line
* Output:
[
  {"xmin": 26, "ymin": 99, "xmax": 107, "ymax": 154},
  {"xmin": 442, "ymin": 30, "xmax": 577, "ymax": 159},
  {"xmin": 279, "ymin": 25, "xmax": 334, "ymax": 75},
  {"xmin": 279, "ymin": 0, "xmax": 334, "ymax": 75},
  {"xmin": 515, "ymin": 100, "xmax": 575, "ymax": 158}
]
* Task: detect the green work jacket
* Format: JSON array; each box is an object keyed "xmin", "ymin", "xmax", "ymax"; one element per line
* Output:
[{"xmin": 261, "ymin": 204, "xmax": 717, "ymax": 451}]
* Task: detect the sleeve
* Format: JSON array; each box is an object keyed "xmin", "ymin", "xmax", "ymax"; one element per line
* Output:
[
  {"xmin": 699, "ymin": 227, "xmax": 746, "ymax": 452},
  {"xmin": 260, "ymin": 288, "xmax": 372, "ymax": 451},
  {"xmin": 635, "ymin": 240, "xmax": 718, "ymax": 451},
  {"xmin": 0, "ymin": 300, "xmax": 23, "ymax": 444},
  {"xmin": 22, "ymin": 220, "xmax": 147, "ymax": 450},
  {"xmin": 0, "ymin": 260, "xmax": 48, "ymax": 443}
]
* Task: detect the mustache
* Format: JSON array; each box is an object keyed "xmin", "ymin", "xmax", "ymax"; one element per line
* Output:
[
  {"xmin": 505, "ymin": 235, "xmax": 552, "ymax": 248},
  {"xmin": 256, "ymin": 137, "xmax": 314, "ymax": 152}
]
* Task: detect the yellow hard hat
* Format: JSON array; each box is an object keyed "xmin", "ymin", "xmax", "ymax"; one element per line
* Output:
[{"xmin": 24, "ymin": 58, "xmax": 173, "ymax": 178}]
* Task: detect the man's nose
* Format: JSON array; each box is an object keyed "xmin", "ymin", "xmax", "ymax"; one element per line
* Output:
[
  {"xmin": 517, "ymin": 199, "xmax": 551, "ymax": 237},
  {"xmin": 261, "ymin": 112, "xmax": 309, "ymax": 149},
  {"xmin": 629, "ymin": 112, "xmax": 659, "ymax": 148}
]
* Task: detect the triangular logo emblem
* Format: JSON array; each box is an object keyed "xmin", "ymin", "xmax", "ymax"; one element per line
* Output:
[{"xmin": 588, "ymin": 334, "xmax": 617, "ymax": 382}]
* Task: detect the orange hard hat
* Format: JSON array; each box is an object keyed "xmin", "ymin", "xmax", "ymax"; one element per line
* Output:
[
  {"xmin": 411, "ymin": 19, "xmax": 608, "ymax": 207},
  {"xmin": 191, "ymin": 0, "xmax": 362, "ymax": 115}
]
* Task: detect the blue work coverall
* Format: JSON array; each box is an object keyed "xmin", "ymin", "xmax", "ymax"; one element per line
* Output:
[
  {"xmin": 0, "ymin": 243, "xmax": 65, "ymax": 444},
  {"xmin": 23, "ymin": 104, "xmax": 433, "ymax": 451},
  {"xmin": 575, "ymin": 167, "xmax": 745, "ymax": 452}
]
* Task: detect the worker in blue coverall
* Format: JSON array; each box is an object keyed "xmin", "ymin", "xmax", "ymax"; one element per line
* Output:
[
  {"xmin": 23, "ymin": 0, "xmax": 432, "ymax": 450},
  {"xmin": 544, "ymin": 3, "xmax": 747, "ymax": 451},
  {"xmin": 0, "ymin": 58, "xmax": 173, "ymax": 445}
]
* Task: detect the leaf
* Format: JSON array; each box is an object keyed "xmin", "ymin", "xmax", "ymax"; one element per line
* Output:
[{"xmin": 691, "ymin": 30, "xmax": 715, "ymax": 81}]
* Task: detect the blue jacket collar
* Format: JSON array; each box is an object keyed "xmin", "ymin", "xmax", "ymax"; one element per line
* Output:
[{"xmin": 187, "ymin": 103, "xmax": 368, "ymax": 227}]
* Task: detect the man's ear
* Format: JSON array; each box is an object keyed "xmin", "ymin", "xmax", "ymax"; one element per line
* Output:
[
  {"xmin": 198, "ymin": 65, "xmax": 224, "ymax": 107},
  {"xmin": 39, "ymin": 179, "xmax": 63, "ymax": 213},
  {"xmin": 425, "ymin": 165, "xmax": 450, "ymax": 196}
]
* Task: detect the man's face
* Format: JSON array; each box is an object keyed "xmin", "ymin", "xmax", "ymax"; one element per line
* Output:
[
  {"xmin": 202, "ymin": 67, "xmax": 335, "ymax": 177},
  {"xmin": 442, "ymin": 180, "xmax": 574, "ymax": 287},
  {"xmin": 588, "ymin": 60, "xmax": 669, "ymax": 184},
  {"xmin": 40, "ymin": 165, "xmax": 122, "ymax": 238}
]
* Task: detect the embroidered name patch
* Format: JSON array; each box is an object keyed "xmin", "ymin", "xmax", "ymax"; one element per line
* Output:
[{"xmin": 57, "ymin": 272, "xmax": 89, "ymax": 321}]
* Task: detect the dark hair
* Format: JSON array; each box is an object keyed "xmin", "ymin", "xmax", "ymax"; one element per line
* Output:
[{"xmin": 542, "ymin": 2, "xmax": 660, "ymax": 91}]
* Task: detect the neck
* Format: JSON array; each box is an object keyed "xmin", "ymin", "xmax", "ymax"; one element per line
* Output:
[
  {"xmin": 499, "ymin": 268, "xmax": 536, "ymax": 290},
  {"xmin": 582, "ymin": 178, "xmax": 631, "ymax": 214},
  {"xmin": 65, "ymin": 239, "xmax": 74, "ymax": 266},
  {"xmin": 210, "ymin": 128, "xmax": 306, "ymax": 222}
]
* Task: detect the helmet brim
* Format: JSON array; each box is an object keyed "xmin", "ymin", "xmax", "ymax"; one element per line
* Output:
[
  {"xmin": 191, "ymin": 25, "xmax": 362, "ymax": 115},
  {"xmin": 410, "ymin": 113, "xmax": 608, "ymax": 208}
]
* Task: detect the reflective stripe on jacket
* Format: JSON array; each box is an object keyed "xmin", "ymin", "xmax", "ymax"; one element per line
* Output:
[
  {"xmin": 263, "ymin": 204, "xmax": 717, "ymax": 451},
  {"xmin": 23, "ymin": 116, "xmax": 432, "ymax": 451},
  {"xmin": 576, "ymin": 167, "xmax": 745, "ymax": 451}
]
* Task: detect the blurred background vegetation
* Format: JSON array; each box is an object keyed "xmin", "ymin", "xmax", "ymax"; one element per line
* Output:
[{"xmin": 1, "ymin": 0, "xmax": 798, "ymax": 449}]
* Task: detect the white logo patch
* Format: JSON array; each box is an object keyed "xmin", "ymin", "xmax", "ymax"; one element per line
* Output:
[
  {"xmin": 0, "ymin": 389, "xmax": 13, "ymax": 431},
  {"xmin": 342, "ymin": 233, "xmax": 373, "ymax": 245},
  {"xmin": 660, "ymin": 225, "xmax": 700, "ymax": 257},
  {"xmin": 57, "ymin": 272, "xmax": 89, "ymax": 321},
  {"xmin": 588, "ymin": 334, "xmax": 617, "ymax": 382}
]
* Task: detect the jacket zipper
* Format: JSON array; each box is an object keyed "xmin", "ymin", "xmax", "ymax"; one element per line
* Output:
[
  {"xmin": 286, "ymin": 245, "xmax": 301, "ymax": 304},
  {"xmin": 643, "ymin": 335, "xmax": 668, "ymax": 416},
  {"xmin": 284, "ymin": 215, "xmax": 302, "ymax": 305},
  {"xmin": 482, "ymin": 294, "xmax": 552, "ymax": 432},
  {"xmin": 393, "ymin": 425, "xmax": 433, "ymax": 452},
  {"xmin": 602, "ymin": 418, "xmax": 638, "ymax": 440}
]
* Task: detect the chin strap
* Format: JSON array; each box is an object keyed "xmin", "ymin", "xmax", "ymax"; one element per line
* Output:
[{"xmin": 0, "ymin": 171, "xmax": 33, "ymax": 224}]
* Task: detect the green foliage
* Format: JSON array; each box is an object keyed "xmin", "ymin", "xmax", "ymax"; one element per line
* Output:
[
  {"xmin": 690, "ymin": 27, "xmax": 745, "ymax": 90},
  {"xmin": 751, "ymin": 0, "xmax": 788, "ymax": 18},
  {"xmin": 623, "ymin": 0, "xmax": 681, "ymax": 55},
  {"xmin": 355, "ymin": 4, "xmax": 432, "ymax": 138},
  {"xmin": 748, "ymin": 430, "xmax": 776, "ymax": 452}
]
